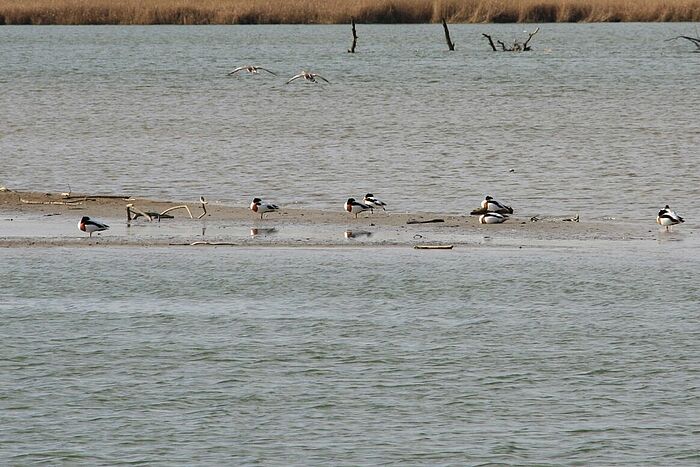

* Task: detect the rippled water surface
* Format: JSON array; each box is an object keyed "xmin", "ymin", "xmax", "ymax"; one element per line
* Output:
[
  {"xmin": 2, "ymin": 23, "xmax": 700, "ymax": 465},
  {"xmin": 2, "ymin": 245, "xmax": 700, "ymax": 464},
  {"xmin": 1, "ymin": 24, "xmax": 699, "ymax": 220}
]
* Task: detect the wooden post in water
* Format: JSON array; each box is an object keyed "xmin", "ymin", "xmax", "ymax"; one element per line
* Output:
[
  {"xmin": 348, "ymin": 19, "xmax": 358, "ymax": 53},
  {"xmin": 442, "ymin": 19, "xmax": 455, "ymax": 51}
]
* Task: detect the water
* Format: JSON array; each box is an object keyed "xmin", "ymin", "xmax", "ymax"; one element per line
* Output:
[
  {"xmin": 1, "ymin": 24, "xmax": 699, "ymax": 220},
  {"xmin": 1, "ymin": 245, "xmax": 699, "ymax": 464},
  {"xmin": 2, "ymin": 23, "xmax": 700, "ymax": 464}
]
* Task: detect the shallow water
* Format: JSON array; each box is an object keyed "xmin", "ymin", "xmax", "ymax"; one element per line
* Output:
[
  {"xmin": 1, "ymin": 23, "xmax": 699, "ymax": 221},
  {"xmin": 1, "ymin": 245, "xmax": 699, "ymax": 464},
  {"xmin": 2, "ymin": 23, "xmax": 700, "ymax": 465}
]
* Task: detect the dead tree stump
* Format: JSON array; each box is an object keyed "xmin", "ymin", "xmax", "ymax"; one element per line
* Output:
[
  {"xmin": 348, "ymin": 19, "xmax": 358, "ymax": 53},
  {"xmin": 442, "ymin": 19, "xmax": 455, "ymax": 51},
  {"xmin": 484, "ymin": 27, "xmax": 540, "ymax": 52}
]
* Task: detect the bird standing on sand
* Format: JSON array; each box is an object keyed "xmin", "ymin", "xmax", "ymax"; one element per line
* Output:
[
  {"xmin": 363, "ymin": 193, "xmax": 387, "ymax": 212},
  {"xmin": 345, "ymin": 198, "xmax": 372, "ymax": 219},
  {"xmin": 656, "ymin": 205, "xmax": 685, "ymax": 230},
  {"xmin": 78, "ymin": 216, "xmax": 109, "ymax": 237},
  {"xmin": 228, "ymin": 65, "xmax": 276, "ymax": 76},
  {"xmin": 250, "ymin": 198, "xmax": 280, "ymax": 219},
  {"xmin": 481, "ymin": 196, "xmax": 514, "ymax": 214},
  {"xmin": 286, "ymin": 71, "xmax": 330, "ymax": 84},
  {"xmin": 470, "ymin": 196, "xmax": 514, "ymax": 215}
]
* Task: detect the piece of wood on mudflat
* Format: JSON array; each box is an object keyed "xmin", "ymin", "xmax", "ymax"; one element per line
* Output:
[
  {"xmin": 189, "ymin": 241, "xmax": 238, "ymax": 246},
  {"xmin": 406, "ymin": 219, "xmax": 445, "ymax": 224},
  {"xmin": 414, "ymin": 244, "xmax": 454, "ymax": 250}
]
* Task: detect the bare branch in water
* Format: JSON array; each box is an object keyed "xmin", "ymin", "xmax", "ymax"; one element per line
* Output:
[
  {"xmin": 486, "ymin": 27, "xmax": 540, "ymax": 52},
  {"xmin": 348, "ymin": 19, "xmax": 358, "ymax": 53},
  {"xmin": 442, "ymin": 19, "xmax": 455, "ymax": 51},
  {"xmin": 667, "ymin": 35, "xmax": 700, "ymax": 50}
]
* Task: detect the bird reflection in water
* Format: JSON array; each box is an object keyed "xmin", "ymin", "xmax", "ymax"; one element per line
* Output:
[
  {"xmin": 250, "ymin": 227, "xmax": 278, "ymax": 237},
  {"xmin": 344, "ymin": 230, "xmax": 372, "ymax": 239}
]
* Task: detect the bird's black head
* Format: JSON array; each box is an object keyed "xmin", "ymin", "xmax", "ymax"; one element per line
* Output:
[
  {"xmin": 347, "ymin": 198, "xmax": 355, "ymax": 203},
  {"xmin": 365, "ymin": 193, "xmax": 374, "ymax": 198},
  {"xmin": 485, "ymin": 196, "xmax": 493, "ymax": 201},
  {"xmin": 252, "ymin": 198, "xmax": 262, "ymax": 203},
  {"xmin": 80, "ymin": 216, "xmax": 90, "ymax": 222}
]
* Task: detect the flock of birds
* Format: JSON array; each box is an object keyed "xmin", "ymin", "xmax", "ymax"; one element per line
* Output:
[
  {"xmin": 250, "ymin": 193, "xmax": 387, "ymax": 220},
  {"xmin": 77, "ymin": 196, "xmax": 686, "ymax": 237},
  {"xmin": 228, "ymin": 65, "xmax": 330, "ymax": 84},
  {"xmin": 75, "ymin": 59, "xmax": 691, "ymax": 237}
]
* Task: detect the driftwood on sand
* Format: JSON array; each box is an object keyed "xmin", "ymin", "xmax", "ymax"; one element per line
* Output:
[
  {"xmin": 21, "ymin": 198, "xmax": 84, "ymax": 206},
  {"xmin": 65, "ymin": 194, "xmax": 132, "ymax": 200},
  {"xmin": 188, "ymin": 241, "xmax": 238, "ymax": 246},
  {"xmin": 126, "ymin": 197, "xmax": 208, "ymax": 223},
  {"xmin": 407, "ymin": 219, "xmax": 445, "ymax": 224}
]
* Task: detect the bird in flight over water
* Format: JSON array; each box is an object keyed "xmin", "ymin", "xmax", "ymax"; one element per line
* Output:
[
  {"xmin": 228, "ymin": 65, "xmax": 277, "ymax": 76},
  {"xmin": 286, "ymin": 71, "xmax": 330, "ymax": 84}
]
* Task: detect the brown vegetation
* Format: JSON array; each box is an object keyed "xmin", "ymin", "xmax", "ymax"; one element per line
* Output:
[{"xmin": 0, "ymin": 0, "xmax": 698, "ymax": 25}]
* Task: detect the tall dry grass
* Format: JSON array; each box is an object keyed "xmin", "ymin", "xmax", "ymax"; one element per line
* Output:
[{"xmin": 0, "ymin": 0, "xmax": 698, "ymax": 25}]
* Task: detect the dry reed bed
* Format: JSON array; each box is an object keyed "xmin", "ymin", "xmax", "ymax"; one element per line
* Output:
[{"xmin": 0, "ymin": 0, "xmax": 699, "ymax": 24}]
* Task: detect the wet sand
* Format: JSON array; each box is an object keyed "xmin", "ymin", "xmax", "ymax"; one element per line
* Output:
[{"xmin": 0, "ymin": 189, "xmax": 681, "ymax": 248}]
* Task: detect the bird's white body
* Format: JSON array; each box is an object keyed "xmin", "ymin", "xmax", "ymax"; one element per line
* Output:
[
  {"xmin": 250, "ymin": 198, "xmax": 280, "ymax": 219},
  {"xmin": 479, "ymin": 212, "xmax": 508, "ymax": 224},
  {"xmin": 78, "ymin": 216, "xmax": 109, "ymax": 237},
  {"xmin": 345, "ymin": 198, "xmax": 372, "ymax": 218}
]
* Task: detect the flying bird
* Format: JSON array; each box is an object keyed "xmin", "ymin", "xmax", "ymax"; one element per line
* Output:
[
  {"xmin": 228, "ymin": 65, "xmax": 276, "ymax": 76},
  {"xmin": 286, "ymin": 71, "xmax": 330, "ymax": 84}
]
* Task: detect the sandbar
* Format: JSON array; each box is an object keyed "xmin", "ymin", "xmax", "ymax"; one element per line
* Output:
[{"xmin": 0, "ymin": 189, "xmax": 686, "ymax": 249}]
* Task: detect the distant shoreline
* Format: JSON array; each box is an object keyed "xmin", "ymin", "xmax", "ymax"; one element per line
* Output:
[{"xmin": 1, "ymin": 0, "xmax": 699, "ymax": 25}]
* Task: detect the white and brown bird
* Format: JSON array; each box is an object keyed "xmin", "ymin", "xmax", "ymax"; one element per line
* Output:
[
  {"xmin": 250, "ymin": 198, "xmax": 280, "ymax": 219},
  {"xmin": 228, "ymin": 65, "xmax": 276, "ymax": 76},
  {"xmin": 78, "ymin": 216, "xmax": 109, "ymax": 237},
  {"xmin": 345, "ymin": 198, "xmax": 372, "ymax": 219},
  {"xmin": 286, "ymin": 71, "xmax": 330, "ymax": 84},
  {"xmin": 656, "ymin": 205, "xmax": 685, "ymax": 230}
]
